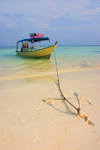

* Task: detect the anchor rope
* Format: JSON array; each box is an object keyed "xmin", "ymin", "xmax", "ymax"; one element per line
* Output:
[
  {"xmin": 54, "ymin": 50, "xmax": 64, "ymax": 97},
  {"xmin": 53, "ymin": 49, "xmax": 80, "ymax": 114},
  {"xmin": 54, "ymin": 50, "xmax": 59, "ymax": 83},
  {"xmin": 48, "ymin": 49, "xmax": 94, "ymax": 123},
  {"xmin": 54, "ymin": 50, "xmax": 68, "ymax": 100}
]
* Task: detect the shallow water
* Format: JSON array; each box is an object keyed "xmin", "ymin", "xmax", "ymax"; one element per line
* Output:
[{"xmin": 0, "ymin": 46, "xmax": 100, "ymax": 81}]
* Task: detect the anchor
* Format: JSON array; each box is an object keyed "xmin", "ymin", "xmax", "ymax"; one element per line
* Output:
[{"xmin": 46, "ymin": 49, "xmax": 81, "ymax": 115}]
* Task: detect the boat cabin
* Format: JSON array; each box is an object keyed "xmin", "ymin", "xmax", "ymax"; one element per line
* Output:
[{"xmin": 16, "ymin": 37, "xmax": 51, "ymax": 52}]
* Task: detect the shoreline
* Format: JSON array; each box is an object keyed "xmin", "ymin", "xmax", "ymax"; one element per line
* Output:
[
  {"xmin": 0, "ymin": 67, "xmax": 100, "ymax": 83},
  {"xmin": 0, "ymin": 69, "xmax": 100, "ymax": 149}
]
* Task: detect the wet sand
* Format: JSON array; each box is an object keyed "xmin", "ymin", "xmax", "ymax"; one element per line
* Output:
[{"xmin": 0, "ymin": 69, "xmax": 100, "ymax": 150}]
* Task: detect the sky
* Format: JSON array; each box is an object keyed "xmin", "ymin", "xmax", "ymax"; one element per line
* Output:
[{"xmin": 0, "ymin": 0, "xmax": 100, "ymax": 46}]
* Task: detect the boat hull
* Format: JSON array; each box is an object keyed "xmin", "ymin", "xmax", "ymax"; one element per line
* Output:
[{"xmin": 16, "ymin": 44, "xmax": 57, "ymax": 59}]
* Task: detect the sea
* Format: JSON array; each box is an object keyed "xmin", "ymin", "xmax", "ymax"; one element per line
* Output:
[{"xmin": 0, "ymin": 46, "xmax": 100, "ymax": 83}]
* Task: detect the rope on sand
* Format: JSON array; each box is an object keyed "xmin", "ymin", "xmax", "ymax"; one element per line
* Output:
[
  {"xmin": 44, "ymin": 49, "xmax": 94, "ymax": 126},
  {"xmin": 53, "ymin": 50, "xmax": 81, "ymax": 115}
]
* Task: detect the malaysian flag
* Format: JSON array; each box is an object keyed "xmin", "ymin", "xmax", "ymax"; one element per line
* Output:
[{"xmin": 30, "ymin": 33, "xmax": 44, "ymax": 38}]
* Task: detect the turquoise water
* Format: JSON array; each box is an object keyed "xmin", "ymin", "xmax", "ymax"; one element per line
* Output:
[{"xmin": 0, "ymin": 46, "xmax": 100, "ymax": 81}]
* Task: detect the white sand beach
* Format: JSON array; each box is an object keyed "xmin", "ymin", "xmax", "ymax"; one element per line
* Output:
[{"xmin": 0, "ymin": 69, "xmax": 100, "ymax": 150}]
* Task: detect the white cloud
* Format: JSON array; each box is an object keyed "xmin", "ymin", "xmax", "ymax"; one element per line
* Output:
[
  {"xmin": 6, "ymin": 24, "xmax": 13, "ymax": 28},
  {"xmin": 0, "ymin": 0, "xmax": 100, "ymax": 45},
  {"xmin": 0, "ymin": 0, "xmax": 100, "ymax": 28},
  {"xmin": 6, "ymin": 23, "xmax": 17, "ymax": 28},
  {"xmin": 39, "ymin": 23, "xmax": 49, "ymax": 29},
  {"xmin": 77, "ymin": 7, "xmax": 100, "ymax": 17}
]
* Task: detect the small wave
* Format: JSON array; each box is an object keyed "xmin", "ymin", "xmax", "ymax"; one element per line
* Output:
[
  {"xmin": 96, "ymin": 51, "xmax": 100, "ymax": 53},
  {"xmin": 92, "ymin": 50, "xmax": 100, "ymax": 53},
  {"xmin": 0, "ymin": 67, "xmax": 100, "ymax": 82}
]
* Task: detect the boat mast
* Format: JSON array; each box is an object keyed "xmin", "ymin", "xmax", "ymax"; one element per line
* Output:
[
  {"xmin": 39, "ymin": 41, "xmax": 42, "ymax": 49},
  {"xmin": 49, "ymin": 39, "xmax": 52, "ymax": 46},
  {"xmin": 32, "ymin": 39, "xmax": 34, "ymax": 45},
  {"xmin": 16, "ymin": 43, "xmax": 18, "ymax": 51}
]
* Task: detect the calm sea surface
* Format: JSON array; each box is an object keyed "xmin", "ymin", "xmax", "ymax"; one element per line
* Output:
[{"xmin": 0, "ymin": 46, "xmax": 100, "ymax": 82}]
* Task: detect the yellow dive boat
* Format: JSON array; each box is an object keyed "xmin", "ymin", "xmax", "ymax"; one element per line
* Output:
[{"xmin": 16, "ymin": 35, "xmax": 57, "ymax": 59}]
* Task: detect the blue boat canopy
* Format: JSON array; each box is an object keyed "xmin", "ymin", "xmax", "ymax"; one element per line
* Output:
[{"xmin": 17, "ymin": 37, "xmax": 49, "ymax": 44}]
